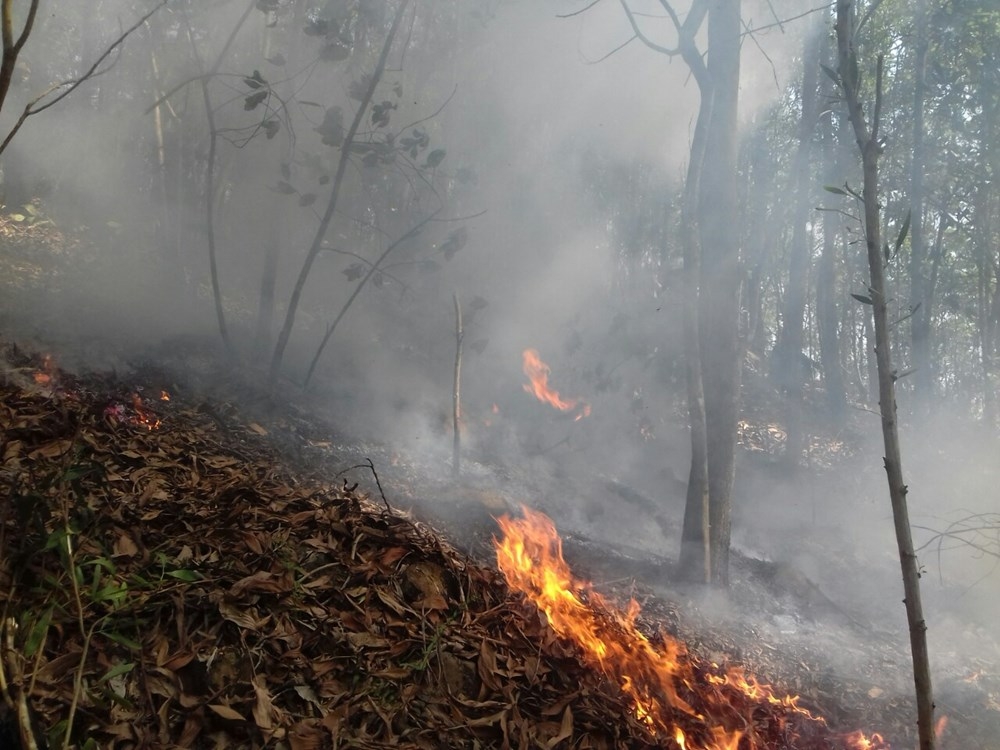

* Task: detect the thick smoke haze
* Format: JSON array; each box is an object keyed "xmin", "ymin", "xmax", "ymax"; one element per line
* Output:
[{"xmin": 2, "ymin": 0, "xmax": 998, "ymax": 726}]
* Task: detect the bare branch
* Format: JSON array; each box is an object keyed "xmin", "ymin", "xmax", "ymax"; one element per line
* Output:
[
  {"xmin": 0, "ymin": 1, "xmax": 166, "ymax": 157},
  {"xmin": 619, "ymin": 0, "xmax": 682, "ymax": 57},
  {"xmin": 741, "ymin": 3, "xmax": 833, "ymax": 37},
  {"xmin": 557, "ymin": 0, "xmax": 605, "ymax": 19},
  {"xmin": 29, "ymin": 1, "xmax": 167, "ymax": 117}
]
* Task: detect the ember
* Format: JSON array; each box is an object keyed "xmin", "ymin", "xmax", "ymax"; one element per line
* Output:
[
  {"xmin": 131, "ymin": 392, "xmax": 162, "ymax": 430},
  {"xmin": 495, "ymin": 506, "xmax": 887, "ymax": 750},
  {"xmin": 32, "ymin": 353, "xmax": 55, "ymax": 385},
  {"xmin": 521, "ymin": 348, "xmax": 591, "ymax": 420}
]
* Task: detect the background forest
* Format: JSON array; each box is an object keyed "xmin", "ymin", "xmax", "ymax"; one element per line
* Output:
[{"xmin": 0, "ymin": 0, "xmax": 999, "ymax": 745}]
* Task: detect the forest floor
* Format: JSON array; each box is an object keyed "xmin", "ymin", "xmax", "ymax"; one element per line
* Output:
[
  {"xmin": 2, "ymin": 208, "xmax": 999, "ymax": 749},
  {"xmin": 0, "ymin": 342, "xmax": 998, "ymax": 750}
]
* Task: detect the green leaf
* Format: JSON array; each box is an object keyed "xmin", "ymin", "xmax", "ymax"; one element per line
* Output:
[
  {"xmin": 263, "ymin": 119, "xmax": 280, "ymax": 139},
  {"xmin": 895, "ymin": 210, "xmax": 912, "ymax": 254},
  {"xmin": 851, "ymin": 293, "xmax": 873, "ymax": 305},
  {"xmin": 315, "ymin": 106, "xmax": 344, "ymax": 147},
  {"xmin": 243, "ymin": 70, "xmax": 266, "ymax": 89},
  {"xmin": 99, "ymin": 662, "xmax": 135, "ymax": 684},
  {"xmin": 824, "ymin": 185, "xmax": 848, "ymax": 196},
  {"xmin": 298, "ymin": 193, "xmax": 317, "ymax": 207},
  {"xmin": 424, "ymin": 149, "xmax": 446, "ymax": 169},
  {"xmin": 104, "ymin": 631, "xmax": 142, "ymax": 651},
  {"xmin": 166, "ymin": 569, "xmax": 201, "ymax": 582},
  {"xmin": 24, "ymin": 606, "xmax": 53, "ymax": 658},
  {"xmin": 244, "ymin": 90, "xmax": 268, "ymax": 111},
  {"xmin": 343, "ymin": 263, "xmax": 365, "ymax": 281}
]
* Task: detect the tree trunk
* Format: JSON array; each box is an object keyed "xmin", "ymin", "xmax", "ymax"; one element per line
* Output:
[
  {"xmin": 677, "ymin": 79, "xmax": 712, "ymax": 584},
  {"xmin": 908, "ymin": 0, "xmax": 932, "ymax": 411},
  {"xmin": 775, "ymin": 28, "xmax": 821, "ymax": 467},
  {"xmin": 817, "ymin": 61, "xmax": 848, "ymax": 425},
  {"xmin": 835, "ymin": 3, "xmax": 935, "ymax": 747},
  {"xmin": 696, "ymin": 0, "xmax": 741, "ymax": 587}
]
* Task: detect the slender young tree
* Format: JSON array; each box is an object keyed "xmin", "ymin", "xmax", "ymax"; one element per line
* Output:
[{"xmin": 834, "ymin": 2, "xmax": 935, "ymax": 747}]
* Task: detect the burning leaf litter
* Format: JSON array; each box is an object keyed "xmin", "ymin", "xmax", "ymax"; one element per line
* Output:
[
  {"xmin": 0, "ymin": 346, "xmax": 979, "ymax": 748},
  {"xmin": 495, "ymin": 507, "xmax": 886, "ymax": 750}
]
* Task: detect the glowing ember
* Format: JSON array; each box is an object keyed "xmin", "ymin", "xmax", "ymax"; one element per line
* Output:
[
  {"xmin": 494, "ymin": 506, "xmax": 887, "ymax": 749},
  {"xmin": 160, "ymin": 390, "xmax": 171, "ymax": 401},
  {"xmin": 129, "ymin": 392, "xmax": 162, "ymax": 431},
  {"xmin": 521, "ymin": 349, "xmax": 591, "ymax": 420},
  {"xmin": 33, "ymin": 354, "xmax": 55, "ymax": 385}
]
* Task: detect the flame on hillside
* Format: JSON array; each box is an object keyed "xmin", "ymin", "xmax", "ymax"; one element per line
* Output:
[
  {"xmin": 494, "ymin": 506, "xmax": 887, "ymax": 750},
  {"xmin": 522, "ymin": 349, "xmax": 590, "ymax": 420}
]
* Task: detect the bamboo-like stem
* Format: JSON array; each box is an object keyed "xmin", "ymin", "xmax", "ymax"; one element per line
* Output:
[
  {"xmin": 835, "ymin": 3, "xmax": 935, "ymax": 748},
  {"xmin": 452, "ymin": 293, "xmax": 463, "ymax": 477}
]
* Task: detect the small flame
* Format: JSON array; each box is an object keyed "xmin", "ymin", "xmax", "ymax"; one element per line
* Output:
[
  {"xmin": 160, "ymin": 390, "xmax": 171, "ymax": 401},
  {"xmin": 33, "ymin": 354, "xmax": 55, "ymax": 385},
  {"xmin": 130, "ymin": 392, "xmax": 162, "ymax": 431},
  {"xmin": 495, "ymin": 506, "xmax": 887, "ymax": 749},
  {"xmin": 521, "ymin": 349, "xmax": 590, "ymax": 419}
]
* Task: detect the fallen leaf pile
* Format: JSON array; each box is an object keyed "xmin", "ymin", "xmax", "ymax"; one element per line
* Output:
[
  {"xmin": 0, "ymin": 348, "xmax": 685, "ymax": 749},
  {"xmin": 0, "ymin": 347, "xmax": 987, "ymax": 750}
]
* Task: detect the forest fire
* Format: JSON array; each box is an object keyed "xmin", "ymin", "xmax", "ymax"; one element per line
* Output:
[
  {"xmin": 521, "ymin": 348, "xmax": 591, "ymax": 420},
  {"xmin": 494, "ymin": 507, "xmax": 887, "ymax": 750}
]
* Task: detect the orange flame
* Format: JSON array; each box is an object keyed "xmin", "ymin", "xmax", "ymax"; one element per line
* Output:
[
  {"xmin": 494, "ymin": 506, "xmax": 887, "ymax": 750},
  {"xmin": 160, "ymin": 389, "xmax": 171, "ymax": 401},
  {"xmin": 521, "ymin": 349, "xmax": 590, "ymax": 419},
  {"xmin": 33, "ymin": 354, "xmax": 55, "ymax": 385},
  {"xmin": 130, "ymin": 392, "xmax": 162, "ymax": 431}
]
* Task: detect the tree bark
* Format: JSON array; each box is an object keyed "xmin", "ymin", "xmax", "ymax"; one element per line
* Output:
[
  {"xmin": 452, "ymin": 293, "xmax": 463, "ymax": 477},
  {"xmin": 835, "ymin": 3, "xmax": 935, "ymax": 747},
  {"xmin": 908, "ymin": 0, "xmax": 932, "ymax": 411},
  {"xmin": 775, "ymin": 28, "xmax": 822, "ymax": 467},
  {"xmin": 677, "ymin": 76, "xmax": 712, "ymax": 584},
  {"xmin": 697, "ymin": 0, "xmax": 742, "ymax": 587}
]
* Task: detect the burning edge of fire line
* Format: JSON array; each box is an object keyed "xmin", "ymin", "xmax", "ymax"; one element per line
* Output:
[{"xmin": 494, "ymin": 506, "xmax": 888, "ymax": 750}]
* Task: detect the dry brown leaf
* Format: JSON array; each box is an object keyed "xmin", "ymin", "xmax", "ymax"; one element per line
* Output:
[
  {"xmin": 209, "ymin": 703, "xmax": 246, "ymax": 721},
  {"xmin": 479, "ymin": 640, "xmax": 502, "ymax": 692},
  {"xmin": 252, "ymin": 674, "xmax": 275, "ymax": 730},
  {"xmin": 113, "ymin": 530, "xmax": 139, "ymax": 558},
  {"xmin": 231, "ymin": 569, "xmax": 294, "ymax": 595},
  {"xmin": 545, "ymin": 705, "xmax": 574, "ymax": 748}
]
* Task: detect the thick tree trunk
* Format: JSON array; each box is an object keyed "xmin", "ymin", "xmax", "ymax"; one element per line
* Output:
[
  {"xmin": 697, "ymin": 0, "xmax": 741, "ymax": 587},
  {"xmin": 836, "ymin": 3, "xmax": 935, "ymax": 747},
  {"xmin": 677, "ymin": 85, "xmax": 711, "ymax": 584}
]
